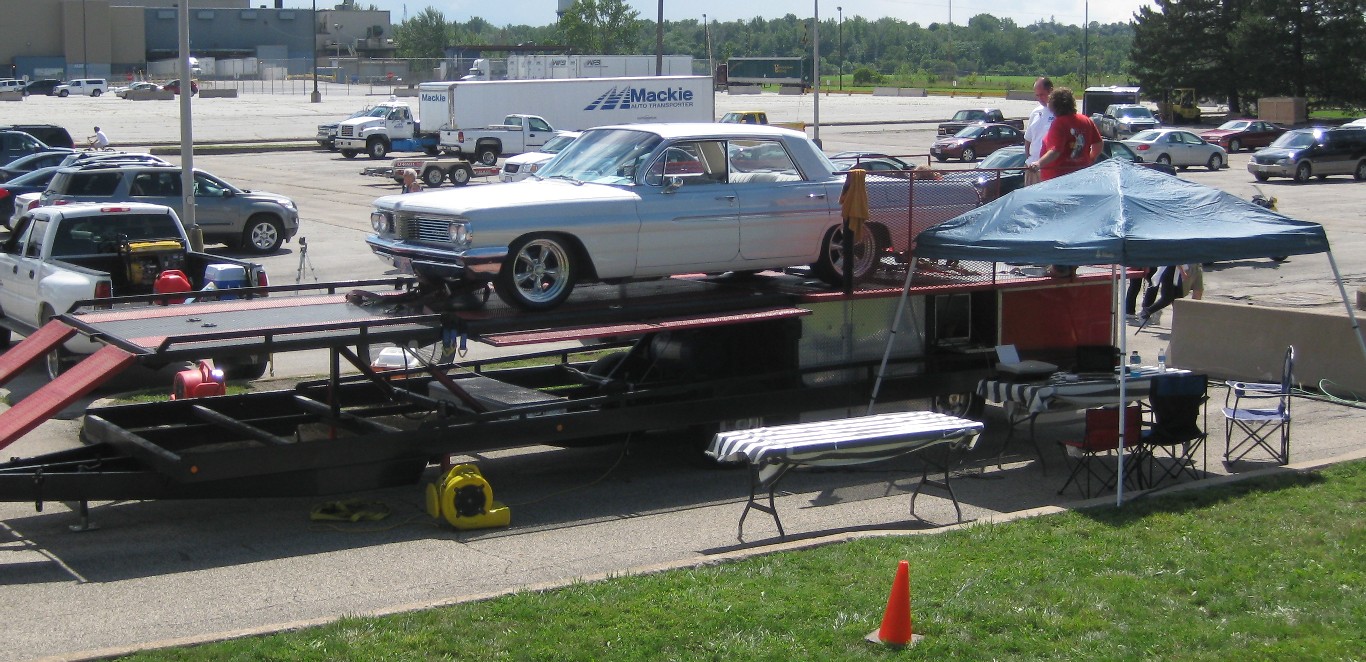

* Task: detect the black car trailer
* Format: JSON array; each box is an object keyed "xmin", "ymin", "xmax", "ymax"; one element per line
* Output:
[{"xmin": 0, "ymin": 266, "xmax": 1110, "ymax": 525}]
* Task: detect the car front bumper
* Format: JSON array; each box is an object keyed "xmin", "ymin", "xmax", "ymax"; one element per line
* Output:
[
  {"xmin": 365, "ymin": 234, "xmax": 507, "ymax": 281},
  {"xmin": 1247, "ymin": 161, "xmax": 1294, "ymax": 178}
]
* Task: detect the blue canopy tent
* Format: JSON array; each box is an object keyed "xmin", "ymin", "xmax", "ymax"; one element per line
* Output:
[{"xmin": 869, "ymin": 159, "xmax": 1364, "ymax": 504}]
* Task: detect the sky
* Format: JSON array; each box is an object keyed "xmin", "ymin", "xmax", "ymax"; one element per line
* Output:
[{"xmin": 363, "ymin": 1, "xmax": 1156, "ymax": 29}]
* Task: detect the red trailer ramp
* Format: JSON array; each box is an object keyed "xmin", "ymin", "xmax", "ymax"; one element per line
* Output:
[{"xmin": 0, "ymin": 342, "xmax": 136, "ymax": 451}]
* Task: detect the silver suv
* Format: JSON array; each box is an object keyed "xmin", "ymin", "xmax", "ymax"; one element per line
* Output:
[
  {"xmin": 1094, "ymin": 104, "xmax": 1161, "ymax": 140},
  {"xmin": 40, "ymin": 164, "xmax": 300, "ymax": 253}
]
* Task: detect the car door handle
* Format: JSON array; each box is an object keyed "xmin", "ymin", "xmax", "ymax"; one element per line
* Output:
[
  {"xmin": 716, "ymin": 195, "xmax": 736, "ymax": 201},
  {"xmin": 808, "ymin": 193, "xmax": 827, "ymax": 199}
]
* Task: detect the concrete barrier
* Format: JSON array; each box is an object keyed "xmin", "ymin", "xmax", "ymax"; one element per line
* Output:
[
  {"xmin": 726, "ymin": 85, "xmax": 761, "ymax": 95},
  {"xmin": 1005, "ymin": 90, "xmax": 1034, "ymax": 101},
  {"xmin": 199, "ymin": 88, "xmax": 238, "ymax": 98},
  {"xmin": 1169, "ymin": 298, "xmax": 1366, "ymax": 392},
  {"xmin": 872, "ymin": 87, "xmax": 927, "ymax": 97},
  {"xmin": 0, "ymin": 91, "xmax": 23, "ymax": 102},
  {"xmin": 126, "ymin": 89, "xmax": 175, "ymax": 100},
  {"xmin": 392, "ymin": 87, "xmax": 419, "ymax": 97}
]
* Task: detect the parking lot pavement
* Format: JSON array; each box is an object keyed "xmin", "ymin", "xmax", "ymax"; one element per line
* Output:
[{"xmin": 3, "ymin": 91, "xmax": 1366, "ymax": 661}]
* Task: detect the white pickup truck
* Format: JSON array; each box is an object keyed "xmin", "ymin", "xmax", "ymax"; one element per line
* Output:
[
  {"xmin": 0, "ymin": 202, "xmax": 269, "ymax": 378},
  {"xmin": 438, "ymin": 114, "xmax": 556, "ymax": 165}
]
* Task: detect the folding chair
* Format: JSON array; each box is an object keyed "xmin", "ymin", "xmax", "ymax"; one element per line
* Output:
[
  {"xmin": 1222, "ymin": 346, "xmax": 1293, "ymax": 465},
  {"xmin": 1058, "ymin": 404, "xmax": 1143, "ymax": 498},
  {"xmin": 1142, "ymin": 372, "xmax": 1208, "ymax": 486}
]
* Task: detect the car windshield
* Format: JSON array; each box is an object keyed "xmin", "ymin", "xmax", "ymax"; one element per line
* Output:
[
  {"xmin": 1217, "ymin": 120, "xmax": 1251, "ymax": 131},
  {"xmin": 364, "ymin": 106, "xmax": 390, "ymax": 118},
  {"xmin": 1104, "ymin": 142, "xmax": 1139, "ymax": 162},
  {"xmin": 535, "ymin": 128, "xmax": 663, "ymax": 185},
  {"xmin": 540, "ymin": 134, "xmax": 578, "ymax": 154},
  {"xmin": 8, "ymin": 167, "xmax": 58, "ymax": 185},
  {"xmin": 1130, "ymin": 130, "xmax": 1162, "ymax": 142},
  {"xmin": 1269, "ymin": 131, "xmax": 1317, "ymax": 149},
  {"xmin": 979, "ymin": 148, "xmax": 1025, "ymax": 168},
  {"xmin": 1117, "ymin": 107, "xmax": 1154, "ymax": 119},
  {"xmin": 954, "ymin": 125, "xmax": 986, "ymax": 138}
]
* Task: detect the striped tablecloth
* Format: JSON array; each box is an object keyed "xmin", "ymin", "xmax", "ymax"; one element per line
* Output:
[
  {"xmin": 707, "ymin": 411, "xmax": 984, "ymax": 488},
  {"xmin": 977, "ymin": 369, "xmax": 1189, "ymax": 415}
]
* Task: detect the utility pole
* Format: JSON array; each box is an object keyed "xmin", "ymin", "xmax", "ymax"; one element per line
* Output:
[
  {"xmin": 311, "ymin": 0, "xmax": 321, "ymax": 102},
  {"xmin": 837, "ymin": 6, "xmax": 843, "ymax": 91},
  {"xmin": 655, "ymin": 1, "xmax": 664, "ymax": 75}
]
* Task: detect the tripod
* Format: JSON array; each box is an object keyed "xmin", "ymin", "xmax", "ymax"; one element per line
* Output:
[{"xmin": 295, "ymin": 236, "xmax": 318, "ymax": 283}]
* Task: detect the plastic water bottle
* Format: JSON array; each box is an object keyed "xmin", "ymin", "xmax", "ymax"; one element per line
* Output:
[
  {"xmin": 1129, "ymin": 350, "xmax": 1141, "ymax": 376},
  {"xmin": 1158, "ymin": 346, "xmax": 1168, "ymax": 371}
]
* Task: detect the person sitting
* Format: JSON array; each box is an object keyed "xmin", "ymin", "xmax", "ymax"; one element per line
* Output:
[{"xmin": 88, "ymin": 126, "xmax": 110, "ymax": 150}]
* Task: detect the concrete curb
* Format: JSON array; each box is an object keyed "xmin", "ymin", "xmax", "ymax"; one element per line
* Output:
[{"xmin": 48, "ymin": 446, "xmax": 1366, "ymax": 662}]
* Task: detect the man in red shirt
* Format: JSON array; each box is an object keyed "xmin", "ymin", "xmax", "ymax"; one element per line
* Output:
[{"xmin": 1031, "ymin": 87, "xmax": 1102, "ymax": 181}]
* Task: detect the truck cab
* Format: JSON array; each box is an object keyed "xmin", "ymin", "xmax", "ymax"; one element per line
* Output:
[{"xmin": 335, "ymin": 102, "xmax": 421, "ymax": 160}]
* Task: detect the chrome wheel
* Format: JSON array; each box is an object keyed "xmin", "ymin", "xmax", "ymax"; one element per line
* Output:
[
  {"xmin": 812, "ymin": 224, "xmax": 882, "ymax": 286},
  {"xmin": 494, "ymin": 235, "xmax": 576, "ymax": 310},
  {"xmin": 243, "ymin": 215, "xmax": 284, "ymax": 254}
]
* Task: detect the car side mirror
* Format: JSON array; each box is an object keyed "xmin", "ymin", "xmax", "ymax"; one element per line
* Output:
[{"xmin": 662, "ymin": 177, "xmax": 683, "ymax": 193}]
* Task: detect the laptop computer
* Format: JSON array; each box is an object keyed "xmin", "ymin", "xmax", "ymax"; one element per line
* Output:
[{"xmin": 994, "ymin": 344, "xmax": 1058, "ymax": 379}]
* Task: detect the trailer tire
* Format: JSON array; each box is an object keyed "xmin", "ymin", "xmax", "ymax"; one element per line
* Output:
[
  {"xmin": 341, "ymin": 149, "xmax": 358, "ymax": 159},
  {"xmin": 0, "ymin": 326, "xmax": 10, "ymax": 349},
  {"xmin": 40, "ymin": 306, "xmax": 74, "ymax": 379},
  {"xmin": 422, "ymin": 167, "xmax": 445, "ymax": 188},
  {"xmin": 476, "ymin": 147, "xmax": 498, "ymax": 166},
  {"xmin": 494, "ymin": 234, "xmax": 577, "ymax": 310},
  {"xmin": 219, "ymin": 357, "xmax": 268, "ymax": 381},
  {"xmin": 449, "ymin": 164, "xmax": 472, "ymax": 186},
  {"xmin": 811, "ymin": 224, "xmax": 883, "ymax": 287},
  {"xmin": 243, "ymin": 215, "xmax": 285, "ymax": 254},
  {"xmin": 367, "ymin": 137, "xmax": 388, "ymax": 159},
  {"xmin": 425, "ymin": 145, "xmax": 440, "ymax": 156}
]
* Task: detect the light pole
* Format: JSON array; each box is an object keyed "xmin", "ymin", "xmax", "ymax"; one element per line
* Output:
[
  {"xmin": 334, "ymin": 24, "xmax": 342, "ymax": 62},
  {"xmin": 837, "ymin": 6, "xmax": 843, "ymax": 91},
  {"xmin": 655, "ymin": 0, "xmax": 664, "ymax": 75},
  {"xmin": 310, "ymin": 0, "xmax": 320, "ymax": 102},
  {"xmin": 703, "ymin": 14, "xmax": 712, "ymax": 85},
  {"xmin": 81, "ymin": 0, "xmax": 88, "ymax": 78}
]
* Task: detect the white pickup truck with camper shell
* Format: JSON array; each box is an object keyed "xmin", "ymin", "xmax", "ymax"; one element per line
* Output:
[
  {"xmin": 366, "ymin": 123, "xmax": 981, "ymax": 311},
  {"xmin": 442, "ymin": 114, "xmax": 557, "ymax": 165},
  {"xmin": 0, "ymin": 202, "xmax": 269, "ymax": 378}
]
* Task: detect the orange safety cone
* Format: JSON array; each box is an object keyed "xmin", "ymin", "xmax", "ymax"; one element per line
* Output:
[{"xmin": 866, "ymin": 559, "xmax": 923, "ymax": 647}]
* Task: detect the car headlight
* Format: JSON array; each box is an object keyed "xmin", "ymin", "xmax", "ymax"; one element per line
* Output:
[
  {"xmin": 281, "ymin": 199, "xmax": 298, "ymax": 211},
  {"xmin": 371, "ymin": 210, "xmax": 394, "ymax": 233},
  {"xmin": 449, "ymin": 221, "xmax": 470, "ymax": 245},
  {"xmin": 528, "ymin": 163, "xmax": 542, "ymax": 174}
]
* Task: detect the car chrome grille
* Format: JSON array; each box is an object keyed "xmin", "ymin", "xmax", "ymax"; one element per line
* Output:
[
  {"xmin": 399, "ymin": 215, "xmax": 453, "ymax": 242},
  {"xmin": 1253, "ymin": 154, "xmax": 1277, "ymax": 165},
  {"xmin": 340, "ymin": 126, "xmax": 355, "ymax": 138}
]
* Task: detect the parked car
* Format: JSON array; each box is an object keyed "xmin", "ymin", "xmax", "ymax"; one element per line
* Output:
[
  {"xmin": 53, "ymin": 78, "xmax": 108, "ymax": 97},
  {"xmin": 0, "ymin": 80, "xmax": 25, "ymax": 94},
  {"xmin": 1346, "ymin": 118, "xmax": 1366, "ymax": 128},
  {"xmin": 829, "ymin": 156, "xmax": 913, "ymax": 173},
  {"xmin": 1199, "ymin": 120, "xmax": 1286, "ymax": 153},
  {"xmin": 973, "ymin": 146, "xmax": 1029, "ymax": 202},
  {"xmin": 1093, "ymin": 104, "xmax": 1161, "ymax": 140},
  {"xmin": 162, "ymin": 79, "xmax": 199, "ymax": 95},
  {"xmin": 39, "ymin": 164, "xmax": 301, "ymax": 253},
  {"xmin": 499, "ymin": 131, "xmax": 582, "ymax": 182},
  {"xmin": 1123, "ymin": 128, "xmax": 1228, "ymax": 170},
  {"xmin": 23, "ymin": 79, "xmax": 63, "ymax": 96},
  {"xmin": 0, "ymin": 166, "xmax": 61, "ymax": 227},
  {"xmin": 366, "ymin": 123, "xmax": 982, "ymax": 310},
  {"xmin": 827, "ymin": 152, "xmax": 915, "ymax": 170},
  {"xmin": 56, "ymin": 151, "xmax": 169, "ymax": 169},
  {"xmin": 930, "ymin": 123, "xmax": 1025, "ymax": 162},
  {"xmin": 1247, "ymin": 126, "xmax": 1366, "ymax": 183},
  {"xmin": 0, "ymin": 124, "xmax": 75, "ymax": 149},
  {"xmin": 0, "ymin": 130, "xmax": 54, "ymax": 168},
  {"xmin": 0, "ymin": 148, "xmax": 76, "ymax": 182},
  {"xmin": 112, "ymin": 81, "xmax": 161, "ymax": 98}
]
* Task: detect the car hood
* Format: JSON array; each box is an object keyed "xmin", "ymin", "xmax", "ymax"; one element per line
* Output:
[
  {"xmin": 503, "ymin": 152, "xmax": 555, "ymax": 167},
  {"xmin": 1252, "ymin": 147, "xmax": 1300, "ymax": 159},
  {"xmin": 1200, "ymin": 129, "xmax": 1237, "ymax": 138},
  {"xmin": 933, "ymin": 136, "xmax": 970, "ymax": 146},
  {"xmin": 340, "ymin": 118, "xmax": 383, "ymax": 129},
  {"xmin": 377, "ymin": 179, "xmax": 640, "ymax": 216},
  {"xmin": 238, "ymin": 189, "xmax": 295, "ymax": 206}
]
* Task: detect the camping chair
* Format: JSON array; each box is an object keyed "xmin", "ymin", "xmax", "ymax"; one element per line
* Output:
[
  {"xmin": 1141, "ymin": 372, "xmax": 1209, "ymax": 486},
  {"xmin": 1222, "ymin": 346, "xmax": 1294, "ymax": 465},
  {"xmin": 1058, "ymin": 404, "xmax": 1143, "ymax": 498}
]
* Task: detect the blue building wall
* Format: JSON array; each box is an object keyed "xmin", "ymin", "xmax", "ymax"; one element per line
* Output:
[{"xmin": 143, "ymin": 7, "xmax": 312, "ymax": 61}]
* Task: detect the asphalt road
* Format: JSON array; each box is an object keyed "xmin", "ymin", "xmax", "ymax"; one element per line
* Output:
[{"xmin": 2, "ymin": 88, "xmax": 1365, "ymax": 662}]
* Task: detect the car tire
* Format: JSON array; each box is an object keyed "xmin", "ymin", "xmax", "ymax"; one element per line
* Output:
[
  {"xmin": 218, "ymin": 356, "xmax": 269, "ymax": 381},
  {"xmin": 58, "ymin": 90, "xmax": 69, "ymax": 97},
  {"xmin": 327, "ymin": 140, "xmax": 338, "ymax": 152},
  {"xmin": 1294, "ymin": 162, "xmax": 1312, "ymax": 183},
  {"xmin": 961, "ymin": 147, "xmax": 976, "ymax": 162},
  {"xmin": 1207, "ymin": 153, "xmax": 1223, "ymax": 171},
  {"xmin": 40, "ymin": 306, "xmax": 74, "ymax": 379},
  {"xmin": 494, "ymin": 234, "xmax": 577, "ymax": 311},
  {"xmin": 1156, "ymin": 154, "xmax": 1172, "ymax": 166},
  {"xmin": 1228, "ymin": 138, "xmax": 1242, "ymax": 153},
  {"xmin": 1355, "ymin": 160, "xmax": 1366, "ymax": 182},
  {"xmin": 242, "ymin": 215, "xmax": 285, "ymax": 254},
  {"xmin": 340, "ymin": 149, "xmax": 358, "ymax": 159},
  {"xmin": 91, "ymin": 89, "xmax": 102, "ymax": 97},
  {"xmin": 0, "ymin": 326, "xmax": 10, "ymax": 349},
  {"xmin": 425, "ymin": 146, "xmax": 440, "ymax": 157},
  {"xmin": 422, "ymin": 167, "xmax": 445, "ymax": 188},
  {"xmin": 449, "ymin": 164, "xmax": 472, "ymax": 186},
  {"xmin": 476, "ymin": 148, "xmax": 498, "ymax": 166},
  {"xmin": 367, "ymin": 138, "xmax": 388, "ymax": 160},
  {"xmin": 934, "ymin": 154, "xmax": 948, "ymax": 163},
  {"xmin": 1254, "ymin": 172, "xmax": 1270, "ymax": 182},
  {"xmin": 811, "ymin": 224, "xmax": 883, "ymax": 287}
]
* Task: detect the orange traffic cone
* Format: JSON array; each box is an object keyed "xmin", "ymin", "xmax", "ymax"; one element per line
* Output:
[{"xmin": 866, "ymin": 559, "xmax": 923, "ymax": 647}]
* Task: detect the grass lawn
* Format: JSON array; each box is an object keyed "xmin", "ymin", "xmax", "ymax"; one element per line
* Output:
[{"xmin": 117, "ymin": 460, "xmax": 1366, "ymax": 660}]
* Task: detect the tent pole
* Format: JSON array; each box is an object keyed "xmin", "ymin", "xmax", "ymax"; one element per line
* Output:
[
  {"xmin": 1326, "ymin": 250, "xmax": 1366, "ymax": 366},
  {"xmin": 868, "ymin": 261, "xmax": 919, "ymax": 414},
  {"xmin": 1116, "ymin": 264, "xmax": 1129, "ymax": 507}
]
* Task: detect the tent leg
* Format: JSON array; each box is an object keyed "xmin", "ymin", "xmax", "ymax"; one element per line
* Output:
[{"xmin": 867, "ymin": 261, "xmax": 919, "ymax": 414}]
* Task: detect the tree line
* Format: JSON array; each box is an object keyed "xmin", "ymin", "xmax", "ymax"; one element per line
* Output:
[{"xmin": 389, "ymin": 0, "xmax": 1365, "ymax": 109}]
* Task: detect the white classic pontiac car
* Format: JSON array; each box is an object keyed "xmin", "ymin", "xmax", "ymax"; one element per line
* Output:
[{"xmin": 366, "ymin": 123, "xmax": 979, "ymax": 310}]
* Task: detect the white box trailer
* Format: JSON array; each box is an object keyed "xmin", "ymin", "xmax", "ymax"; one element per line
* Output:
[
  {"xmin": 417, "ymin": 76, "xmax": 715, "ymax": 138},
  {"xmin": 507, "ymin": 54, "xmax": 694, "ymax": 80}
]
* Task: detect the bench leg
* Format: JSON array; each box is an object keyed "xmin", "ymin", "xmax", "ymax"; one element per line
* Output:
[
  {"xmin": 911, "ymin": 445, "xmax": 964, "ymax": 524},
  {"xmin": 738, "ymin": 463, "xmax": 790, "ymax": 542}
]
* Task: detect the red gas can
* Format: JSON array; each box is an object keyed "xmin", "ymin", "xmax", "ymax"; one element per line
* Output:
[{"xmin": 153, "ymin": 269, "xmax": 192, "ymax": 305}]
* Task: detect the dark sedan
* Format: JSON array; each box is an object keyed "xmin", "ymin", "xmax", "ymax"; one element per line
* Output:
[
  {"xmin": 1199, "ymin": 119, "xmax": 1286, "ymax": 153},
  {"xmin": 931, "ymin": 123, "xmax": 1025, "ymax": 162},
  {"xmin": 0, "ymin": 166, "xmax": 60, "ymax": 228},
  {"xmin": 23, "ymin": 79, "xmax": 62, "ymax": 96}
]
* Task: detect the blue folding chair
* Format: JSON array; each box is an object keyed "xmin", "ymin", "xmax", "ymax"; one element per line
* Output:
[
  {"xmin": 1142, "ymin": 372, "xmax": 1208, "ymax": 486},
  {"xmin": 1222, "ymin": 346, "xmax": 1293, "ymax": 465}
]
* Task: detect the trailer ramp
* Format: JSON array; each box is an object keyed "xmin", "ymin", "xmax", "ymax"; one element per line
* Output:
[{"xmin": 0, "ymin": 335, "xmax": 136, "ymax": 451}]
